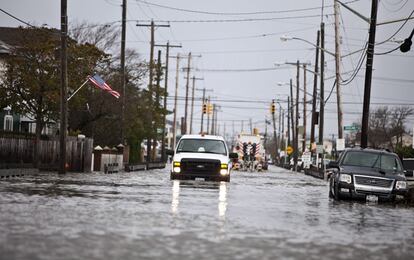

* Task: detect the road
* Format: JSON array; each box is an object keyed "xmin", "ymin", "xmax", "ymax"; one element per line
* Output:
[{"xmin": 0, "ymin": 166, "xmax": 413, "ymax": 260}]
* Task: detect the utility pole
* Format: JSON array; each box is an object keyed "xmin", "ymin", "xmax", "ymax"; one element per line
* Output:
[
  {"xmin": 278, "ymin": 106, "xmax": 282, "ymax": 154},
  {"xmin": 334, "ymin": 0, "xmax": 344, "ymax": 140},
  {"xmin": 361, "ymin": 0, "xmax": 378, "ymax": 148},
  {"xmin": 290, "ymin": 80, "xmax": 295, "ymax": 149},
  {"xmin": 183, "ymin": 52, "xmax": 191, "ymax": 135},
  {"xmin": 206, "ymin": 96, "xmax": 210, "ymax": 134},
  {"xmin": 211, "ymin": 104, "xmax": 216, "ymax": 135},
  {"xmin": 310, "ymin": 30, "xmax": 320, "ymax": 151},
  {"xmin": 137, "ymin": 21, "xmax": 170, "ymax": 165},
  {"xmin": 201, "ymin": 90, "xmax": 206, "ymax": 133},
  {"xmin": 147, "ymin": 21, "xmax": 155, "ymax": 164},
  {"xmin": 154, "ymin": 42, "xmax": 181, "ymax": 161},
  {"xmin": 281, "ymin": 109, "xmax": 285, "ymax": 152},
  {"xmin": 264, "ymin": 117, "xmax": 268, "ymax": 151},
  {"xmin": 319, "ymin": 22, "xmax": 325, "ymax": 145},
  {"xmin": 152, "ymin": 50, "xmax": 162, "ymax": 161},
  {"xmin": 271, "ymin": 100, "xmax": 277, "ymax": 161},
  {"xmin": 120, "ymin": 0, "xmax": 126, "ymax": 144},
  {"xmin": 294, "ymin": 61, "xmax": 300, "ymax": 170},
  {"xmin": 187, "ymin": 76, "xmax": 204, "ymax": 134},
  {"xmin": 302, "ymin": 64, "xmax": 307, "ymax": 153},
  {"xmin": 198, "ymin": 87, "xmax": 212, "ymax": 133},
  {"xmin": 249, "ymin": 118, "xmax": 253, "ymax": 134},
  {"xmin": 214, "ymin": 106, "xmax": 219, "ymax": 135},
  {"xmin": 287, "ymin": 96, "xmax": 291, "ymax": 147},
  {"xmin": 172, "ymin": 54, "xmax": 180, "ymax": 150},
  {"xmin": 59, "ymin": 0, "xmax": 68, "ymax": 174}
]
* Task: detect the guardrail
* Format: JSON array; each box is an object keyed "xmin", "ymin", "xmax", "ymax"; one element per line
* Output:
[{"xmin": 0, "ymin": 168, "xmax": 38, "ymax": 178}]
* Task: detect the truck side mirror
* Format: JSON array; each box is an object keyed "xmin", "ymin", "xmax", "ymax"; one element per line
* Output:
[
  {"xmin": 166, "ymin": 149, "xmax": 174, "ymax": 156},
  {"xmin": 327, "ymin": 161, "xmax": 339, "ymax": 169},
  {"xmin": 229, "ymin": 152, "xmax": 239, "ymax": 159}
]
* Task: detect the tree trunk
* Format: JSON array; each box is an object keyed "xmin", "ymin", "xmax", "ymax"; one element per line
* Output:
[{"xmin": 33, "ymin": 116, "xmax": 43, "ymax": 168}]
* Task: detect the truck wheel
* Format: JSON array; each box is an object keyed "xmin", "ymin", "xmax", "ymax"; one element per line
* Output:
[
  {"xmin": 170, "ymin": 172, "xmax": 178, "ymax": 180},
  {"xmin": 221, "ymin": 175, "xmax": 230, "ymax": 182}
]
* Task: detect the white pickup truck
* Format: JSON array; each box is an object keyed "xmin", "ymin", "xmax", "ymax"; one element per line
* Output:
[{"xmin": 167, "ymin": 134, "xmax": 238, "ymax": 182}]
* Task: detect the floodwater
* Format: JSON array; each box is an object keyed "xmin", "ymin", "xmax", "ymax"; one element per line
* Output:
[{"xmin": 0, "ymin": 166, "xmax": 413, "ymax": 260}]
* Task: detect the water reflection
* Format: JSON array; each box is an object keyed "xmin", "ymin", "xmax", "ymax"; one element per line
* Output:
[
  {"xmin": 171, "ymin": 180, "xmax": 180, "ymax": 214},
  {"xmin": 218, "ymin": 182, "xmax": 228, "ymax": 218},
  {"xmin": 170, "ymin": 180, "xmax": 228, "ymax": 218}
]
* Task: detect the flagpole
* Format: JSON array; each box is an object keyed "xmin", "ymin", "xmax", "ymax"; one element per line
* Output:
[{"xmin": 67, "ymin": 78, "xmax": 89, "ymax": 101}]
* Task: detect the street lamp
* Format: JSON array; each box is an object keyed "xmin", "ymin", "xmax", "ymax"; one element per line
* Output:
[{"xmin": 280, "ymin": 35, "xmax": 336, "ymax": 57}]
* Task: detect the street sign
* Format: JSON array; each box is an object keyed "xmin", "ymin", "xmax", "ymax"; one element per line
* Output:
[
  {"xmin": 286, "ymin": 146, "xmax": 293, "ymax": 155},
  {"xmin": 336, "ymin": 138, "xmax": 345, "ymax": 151},
  {"xmin": 344, "ymin": 125, "xmax": 360, "ymax": 131},
  {"xmin": 316, "ymin": 144, "xmax": 324, "ymax": 154},
  {"xmin": 302, "ymin": 152, "xmax": 311, "ymax": 163}
]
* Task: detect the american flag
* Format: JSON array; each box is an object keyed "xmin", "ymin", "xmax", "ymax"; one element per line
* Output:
[{"xmin": 88, "ymin": 74, "xmax": 120, "ymax": 99}]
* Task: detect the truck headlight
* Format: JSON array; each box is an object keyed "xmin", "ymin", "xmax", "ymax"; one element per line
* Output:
[
  {"xmin": 396, "ymin": 181, "xmax": 407, "ymax": 190},
  {"xmin": 339, "ymin": 174, "xmax": 352, "ymax": 184},
  {"xmin": 173, "ymin": 161, "xmax": 181, "ymax": 173},
  {"xmin": 220, "ymin": 169, "xmax": 228, "ymax": 175},
  {"xmin": 220, "ymin": 164, "xmax": 229, "ymax": 175}
]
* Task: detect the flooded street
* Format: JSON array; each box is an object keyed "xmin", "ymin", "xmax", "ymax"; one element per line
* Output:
[{"xmin": 0, "ymin": 166, "xmax": 413, "ymax": 260}]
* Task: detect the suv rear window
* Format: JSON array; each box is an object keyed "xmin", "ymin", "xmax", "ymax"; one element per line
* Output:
[{"xmin": 176, "ymin": 139, "xmax": 227, "ymax": 155}]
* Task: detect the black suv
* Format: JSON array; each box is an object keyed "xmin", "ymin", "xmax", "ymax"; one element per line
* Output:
[{"xmin": 328, "ymin": 148, "xmax": 409, "ymax": 201}]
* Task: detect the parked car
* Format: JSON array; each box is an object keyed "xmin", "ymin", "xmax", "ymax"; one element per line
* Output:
[
  {"xmin": 167, "ymin": 134, "xmax": 238, "ymax": 182},
  {"xmin": 328, "ymin": 148, "xmax": 409, "ymax": 202},
  {"xmin": 402, "ymin": 158, "xmax": 414, "ymax": 177}
]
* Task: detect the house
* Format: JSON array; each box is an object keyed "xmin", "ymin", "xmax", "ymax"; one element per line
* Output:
[{"xmin": 0, "ymin": 27, "xmax": 56, "ymax": 135}]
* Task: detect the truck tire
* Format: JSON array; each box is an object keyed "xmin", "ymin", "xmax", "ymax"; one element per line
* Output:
[
  {"xmin": 220, "ymin": 175, "xmax": 230, "ymax": 182},
  {"xmin": 170, "ymin": 172, "xmax": 178, "ymax": 180}
]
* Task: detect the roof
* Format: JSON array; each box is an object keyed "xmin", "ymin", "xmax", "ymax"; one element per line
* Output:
[
  {"xmin": 0, "ymin": 26, "xmax": 60, "ymax": 54},
  {"xmin": 344, "ymin": 147, "xmax": 396, "ymax": 155},
  {"xmin": 180, "ymin": 134, "xmax": 225, "ymax": 141}
]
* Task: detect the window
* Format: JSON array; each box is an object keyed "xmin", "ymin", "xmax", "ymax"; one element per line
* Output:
[
  {"xmin": 4, "ymin": 115, "xmax": 13, "ymax": 131},
  {"xmin": 176, "ymin": 139, "xmax": 227, "ymax": 155}
]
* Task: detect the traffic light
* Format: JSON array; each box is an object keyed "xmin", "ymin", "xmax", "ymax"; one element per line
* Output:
[
  {"xmin": 270, "ymin": 103, "xmax": 276, "ymax": 114},
  {"xmin": 202, "ymin": 103, "xmax": 207, "ymax": 114}
]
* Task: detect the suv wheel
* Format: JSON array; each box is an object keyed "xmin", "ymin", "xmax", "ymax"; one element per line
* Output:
[{"xmin": 329, "ymin": 177, "xmax": 335, "ymax": 198}]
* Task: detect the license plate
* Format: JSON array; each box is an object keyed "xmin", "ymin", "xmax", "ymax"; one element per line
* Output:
[
  {"xmin": 195, "ymin": 177, "xmax": 205, "ymax": 181},
  {"xmin": 340, "ymin": 188, "xmax": 349, "ymax": 193},
  {"xmin": 366, "ymin": 195, "xmax": 378, "ymax": 202}
]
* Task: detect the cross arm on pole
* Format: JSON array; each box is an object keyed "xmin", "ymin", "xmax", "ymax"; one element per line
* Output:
[{"xmin": 336, "ymin": 0, "xmax": 370, "ymax": 24}]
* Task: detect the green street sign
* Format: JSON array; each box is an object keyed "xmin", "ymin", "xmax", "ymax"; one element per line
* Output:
[{"xmin": 344, "ymin": 125, "xmax": 360, "ymax": 131}]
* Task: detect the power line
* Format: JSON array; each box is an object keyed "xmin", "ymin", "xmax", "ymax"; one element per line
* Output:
[
  {"xmin": 134, "ymin": 14, "xmax": 333, "ymax": 24},
  {"xmin": 0, "ymin": 8, "xmax": 35, "ymax": 27},
  {"xmin": 194, "ymin": 67, "xmax": 290, "ymax": 73},
  {"xmin": 134, "ymin": 0, "xmax": 359, "ymax": 16}
]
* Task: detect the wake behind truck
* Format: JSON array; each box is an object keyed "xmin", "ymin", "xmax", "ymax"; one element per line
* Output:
[{"xmin": 233, "ymin": 133, "xmax": 265, "ymax": 171}]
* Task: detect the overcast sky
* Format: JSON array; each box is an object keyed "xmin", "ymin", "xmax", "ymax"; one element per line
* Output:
[{"xmin": 1, "ymin": 0, "xmax": 413, "ymax": 140}]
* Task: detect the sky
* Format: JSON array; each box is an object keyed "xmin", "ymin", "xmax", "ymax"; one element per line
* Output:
[{"xmin": 1, "ymin": 0, "xmax": 413, "ymax": 141}]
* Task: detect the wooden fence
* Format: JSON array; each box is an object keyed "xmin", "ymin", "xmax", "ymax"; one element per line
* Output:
[{"xmin": 0, "ymin": 135, "xmax": 93, "ymax": 172}]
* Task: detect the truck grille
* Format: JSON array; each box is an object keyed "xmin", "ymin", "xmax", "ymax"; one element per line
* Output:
[
  {"xmin": 181, "ymin": 159, "xmax": 220, "ymax": 175},
  {"xmin": 354, "ymin": 175, "xmax": 393, "ymax": 188}
]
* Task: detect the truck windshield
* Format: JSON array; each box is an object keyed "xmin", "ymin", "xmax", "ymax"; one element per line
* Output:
[
  {"xmin": 342, "ymin": 151, "xmax": 402, "ymax": 172},
  {"xmin": 176, "ymin": 139, "xmax": 227, "ymax": 155}
]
